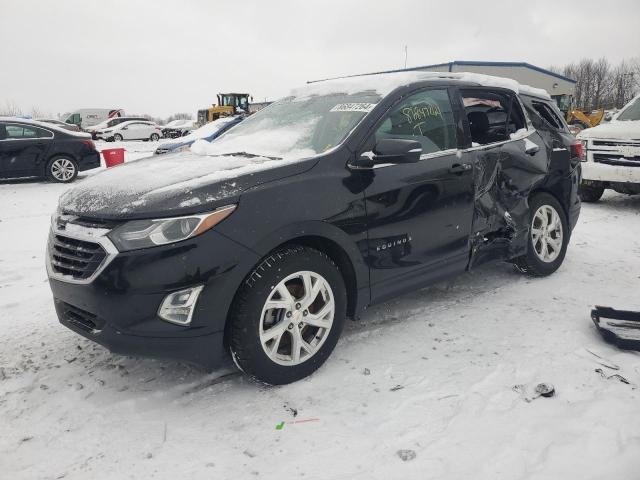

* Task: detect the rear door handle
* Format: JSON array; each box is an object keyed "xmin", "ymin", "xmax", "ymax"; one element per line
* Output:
[
  {"xmin": 449, "ymin": 163, "xmax": 472, "ymax": 174},
  {"xmin": 525, "ymin": 143, "xmax": 540, "ymax": 155}
]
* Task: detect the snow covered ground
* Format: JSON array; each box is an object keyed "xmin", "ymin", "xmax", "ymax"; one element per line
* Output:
[{"xmin": 1, "ymin": 147, "xmax": 640, "ymax": 479}]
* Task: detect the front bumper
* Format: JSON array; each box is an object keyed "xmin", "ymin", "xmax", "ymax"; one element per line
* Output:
[
  {"xmin": 54, "ymin": 298, "xmax": 227, "ymax": 366},
  {"xmin": 47, "ymin": 223, "xmax": 260, "ymax": 369},
  {"xmin": 582, "ymin": 161, "xmax": 640, "ymax": 184}
]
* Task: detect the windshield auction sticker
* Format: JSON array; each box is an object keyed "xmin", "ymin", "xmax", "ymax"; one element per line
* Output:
[{"xmin": 330, "ymin": 103, "xmax": 377, "ymax": 113}]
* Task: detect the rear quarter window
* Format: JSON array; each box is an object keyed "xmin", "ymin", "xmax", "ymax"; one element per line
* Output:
[{"xmin": 526, "ymin": 98, "xmax": 568, "ymax": 132}]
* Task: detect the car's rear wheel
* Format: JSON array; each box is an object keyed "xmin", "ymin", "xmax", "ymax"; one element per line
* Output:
[
  {"xmin": 228, "ymin": 246, "xmax": 346, "ymax": 385},
  {"xmin": 514, "ymin": 192, "xmax": 569, "ymax": 276},
  {"xmin": 113, "ymin": 133, "xmax": 123, "ymax": 142},
  {"xmin": 579, "ymin": 182, "xmax": 605, "ymax": 202},
  {"xmin": 150, "ymin": 133, "xmax": 160, "ymax": 141},
  {"xmin": 47, "ymin": 156, "xmax": 78, "ymax": 183}
]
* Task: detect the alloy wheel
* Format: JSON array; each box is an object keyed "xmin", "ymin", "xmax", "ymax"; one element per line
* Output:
[
  {"xmin": 259, "ymin": 271, "xmax": 335, "ymax": 366},
  {"xmin": 51, "ymin": 158, "xmax": 76, "ymax": 182},
  {"xmin": 531, "ymin": 205, "xmax": 563, "ymax": 263}
]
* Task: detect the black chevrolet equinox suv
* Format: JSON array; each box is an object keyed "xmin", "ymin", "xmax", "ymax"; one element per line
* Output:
[{"xmin": 47, "ymin": 72, "xmax": 581, "ymax": 384}]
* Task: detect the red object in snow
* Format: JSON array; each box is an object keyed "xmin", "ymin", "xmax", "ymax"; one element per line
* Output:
[{"xmin": 102, "ymin": 148, "xmax": 126, "ymax": 168}]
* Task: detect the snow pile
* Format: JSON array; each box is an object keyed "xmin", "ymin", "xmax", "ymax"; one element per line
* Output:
[
  {"xmin": 58, "ymin": 150, "xmax": 292, "ymax": 215},
  {"xmin": 300, "ymin": 71, "xmax": 551, "ymax": 99},
  {"xmin": 577, "ymin": 120, "xmax": 640, "ymax": 140},
  {"xmin": 190, "ymin": 116, "xmax": 318, "ymax": 160}
]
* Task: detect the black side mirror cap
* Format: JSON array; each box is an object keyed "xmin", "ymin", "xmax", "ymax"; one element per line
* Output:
[
  {"xmin": 352, "ymin": 138, "xmax": 422, "ymax": 169},
  {"xmin": 374, "ymin": 138, "xmax": 422, "ymax": 163}
]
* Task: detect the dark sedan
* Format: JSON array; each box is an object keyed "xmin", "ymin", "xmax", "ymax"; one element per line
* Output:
[{"xmin": 0, "ymin": 117, "xmax": 100, "ymax": 182}]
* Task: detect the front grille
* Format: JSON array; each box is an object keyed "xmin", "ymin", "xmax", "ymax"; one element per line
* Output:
[
  {"xmin": 57, "ymin": 301, "xmax": 104, "ymax": 333},
  {"xmin": 49, "ymin": 234, "xmax": 107, "ymax": 280},
  {"xmin": 592, "ymin": 140, "xmax": 640, "ymax": 147},
  {"xmin": 593, "ymin": 153, "xmax": 640, "ymax": 167}
]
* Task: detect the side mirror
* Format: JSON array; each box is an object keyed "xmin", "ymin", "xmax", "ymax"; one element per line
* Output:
[
  {"xmin": 354, "ymin": 138, "xmax": 422, "ymax": 168},
  {"xmin": 604, "ymin": 113, "xmax": 612, "ymax": 122},
  {"xmin": 121, "ymin": 126, "xmax": 128, "ymax": 130}
]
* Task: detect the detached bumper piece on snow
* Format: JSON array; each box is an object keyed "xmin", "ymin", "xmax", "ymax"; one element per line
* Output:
[{"xmin": 591, "ymin": 306, "xmax": 640, "ymax": 348}]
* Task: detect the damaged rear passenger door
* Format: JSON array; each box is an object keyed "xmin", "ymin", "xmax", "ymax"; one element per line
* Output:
[
  {"xmin": 356, "ymin": 88, "xmax": 475, "ymax": 303},
  {"xmin": 458, "ymin": 87, "xmax": 549, "ymax": 267}
]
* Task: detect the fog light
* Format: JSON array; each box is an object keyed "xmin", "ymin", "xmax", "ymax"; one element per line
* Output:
[{"xmin": 158, "ymin": 285, "xmax": 204, "ymax": 326}]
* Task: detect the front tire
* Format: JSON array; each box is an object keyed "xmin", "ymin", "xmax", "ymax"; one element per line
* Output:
[
  {"xmin": 112, "ymin": 133, "xmax": 123, "ymax": 142},
  {"xmin": 228, "ymin": 246, "xmax": 347, "ymax": 385},
  {"xmin": 514, "ymin": 193, "xmax": 569, "ymax": 276},
  {"xmin": 579, "ymin": 182, "xmax": 605, "ymax": 203},
  {"xmin": 47, "ymin": 156, "xmax": 78, "ymax": 183}
]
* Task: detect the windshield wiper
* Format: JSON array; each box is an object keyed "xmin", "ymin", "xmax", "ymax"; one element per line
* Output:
[{"xmin": 219, "ymin": 151, "xmax": 282, "ymax": 161}]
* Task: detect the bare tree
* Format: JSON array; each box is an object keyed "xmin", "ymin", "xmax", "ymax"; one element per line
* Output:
[
  {"xmin": 590, "ymin": 58, "xmax": 611, "ymax": 111},
  {"xmin": 1, "ymin": 99, "xmax": 23, "ymax": 116},
  {"xmin": 561, "ymin": 57, "xmax": 639, "ymax": 110}
]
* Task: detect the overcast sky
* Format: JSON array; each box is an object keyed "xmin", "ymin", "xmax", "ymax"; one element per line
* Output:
[{"xmin": 1, "ymin": 0, "xmax": 639, "ymax": 118}]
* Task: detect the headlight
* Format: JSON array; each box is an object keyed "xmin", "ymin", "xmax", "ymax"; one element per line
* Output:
[
  {"xmin": 102, "ymin": 129, "xmax": 112, "ymax": 133},
  {"xmin": 108, "ymin": 205, "xmax": 236, "ymax": 251}
]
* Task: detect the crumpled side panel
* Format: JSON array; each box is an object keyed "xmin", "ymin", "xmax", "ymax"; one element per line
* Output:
[{"xmin": 468, "ymin": 135, "xmax": 549, "ymax": 267}]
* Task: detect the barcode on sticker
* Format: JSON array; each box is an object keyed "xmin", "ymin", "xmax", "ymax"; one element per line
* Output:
[{"xmin": 330, "ymin": 103, "xmax": 377, "ymax": 113}]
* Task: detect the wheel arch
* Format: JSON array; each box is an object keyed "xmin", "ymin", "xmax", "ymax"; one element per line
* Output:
[
  {"xmin": 278, "ymin": 235, "xmax": 360, "ymax": 318},
  {"xmin": 238, "ymin": 221, "xmax": 369, "ymax": 319},
  {"xmin": 528, "ymin": 186, "xmax": 568, "ymax": 221}
]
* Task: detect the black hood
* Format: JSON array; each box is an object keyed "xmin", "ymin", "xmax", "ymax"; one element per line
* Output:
[{"xmin": 59, "ymin": 151, "xmax": 316, "ymax": 220}]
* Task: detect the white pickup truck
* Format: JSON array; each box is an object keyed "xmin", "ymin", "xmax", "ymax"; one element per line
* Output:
[{"xmin": 577, "ymin": 95, "xmax": 640, "ymax": 202}]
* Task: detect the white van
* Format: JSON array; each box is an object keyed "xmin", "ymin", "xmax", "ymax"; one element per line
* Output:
[{"xmin": 61, "ymin": 109, "xmax": 123, "ymax": 130}]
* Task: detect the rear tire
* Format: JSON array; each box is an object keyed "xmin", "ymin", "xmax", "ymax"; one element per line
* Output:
[
  {"xmin": 228, "ymin": 246, "xmax": 346, "ymax": 385},
  {"xmin": 46, "ymin": 156, "xmax": 78, "ymax": 183},
  {"xmin": 579, "ymin": 182, "xmax": 605, "ymax": 203},
  {"xmin": 150, "ymin": 133, "xmax": 160, "ymax": 141},
  {"xmin": 513, "ymin": 192, "xmax": 569, "ymax": 276}
]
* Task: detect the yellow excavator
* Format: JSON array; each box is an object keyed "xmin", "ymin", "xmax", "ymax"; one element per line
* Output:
[
  {"xmin": 197, "ymin": 93, "xmax": 251, "ymax": 126},
  {"xmin": 566, "ymin": 108, "xmax": 605, "ymax": 132}
]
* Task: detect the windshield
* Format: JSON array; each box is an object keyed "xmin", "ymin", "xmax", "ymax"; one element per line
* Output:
[
  {"xmin": 617, "ymin": 97, "xmax": 640, "ymax": 121},
  {"xmin": 198, "ymin": 92, "xmax": 382, "ymax": 159}
]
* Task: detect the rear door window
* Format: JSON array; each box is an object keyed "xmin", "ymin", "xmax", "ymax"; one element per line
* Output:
[
  {"xmin": 4, "ymin": 124, "xmax": 53, "ymax": 139},
  {"xmin": 374, "ymin": 89, "xmax": 458, "ymax": 155},
  {"xmin": 460, "ymin": 89, "xmax": 526, "ymax": 146}
]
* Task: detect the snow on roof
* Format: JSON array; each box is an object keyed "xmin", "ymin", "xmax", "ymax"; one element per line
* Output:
[
  {"xmin": 300, "ymin": 71, "xmax": 550, "ymax": 100},
  {"xmin": 0, "ymin": 116, "xmax": 91, "ymax": 137}
]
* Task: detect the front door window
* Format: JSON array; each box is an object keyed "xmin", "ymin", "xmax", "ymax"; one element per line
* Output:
[{"xmin": 374, "ymin": 89, "xmax": 458, "ymax": 155}]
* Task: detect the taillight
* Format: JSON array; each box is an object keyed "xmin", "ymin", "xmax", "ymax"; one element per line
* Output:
[
  {"xmin": 570, "ymin": 140, "xmax": 582, "ymax": 160},
  {"xmin": 82, "ymin": 139, "xmax": 96, "ymax": 150}
]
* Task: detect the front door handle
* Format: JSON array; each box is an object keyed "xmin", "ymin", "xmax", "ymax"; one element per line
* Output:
[{"xmin": 449, "ymin": 163, "xmax": 472, "ymax": 174}]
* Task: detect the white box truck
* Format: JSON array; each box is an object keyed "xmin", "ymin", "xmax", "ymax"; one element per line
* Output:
[{"xmin": 61, "ymin": 108, "xmax": 123, "ymax": 130}]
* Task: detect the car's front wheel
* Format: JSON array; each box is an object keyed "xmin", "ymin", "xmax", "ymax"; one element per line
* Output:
[
  {"xmin": 47, "ymin": 156, "xmax": 78, "ymax": 183},
  {"xmin": 113, "ymin": 133, "xmax": 123, "ymax": 142},
  {"xmin": 228, "ymin": 246, "xmax": 346, "ymax": 385},
  {"xmin": 514, "ymin": 192, "xmax": 569, "ymax": 276}
]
